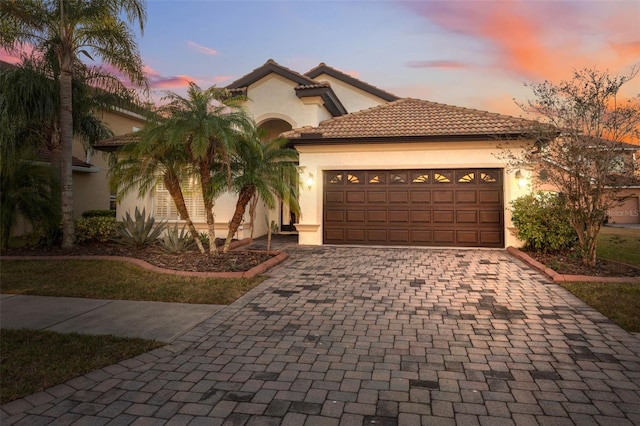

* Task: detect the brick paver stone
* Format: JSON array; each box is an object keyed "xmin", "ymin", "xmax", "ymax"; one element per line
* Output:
[{"xmin": 2, "ymin": 247, "xmax": 639, "ymax": 425}]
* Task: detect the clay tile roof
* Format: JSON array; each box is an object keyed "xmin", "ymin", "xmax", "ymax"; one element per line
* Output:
[
  {"xmin": 283, "ymin": 98, "xmax": 540, "ymax": 141},
  {"xmin": 295, "ymin": 81, "xmax": 331, "ymax": 90},
  {"xmin": 226, "ymin": 59, "xmax": 316, "ymax": 89},
  {"xmin": 36, "ymin": 147, "xmax": 95, "ymax": 169},
  {"xmin": 305, "ymin": 63, "xmax": 399, "ymax": 102},
  {"xmin": 93, "ymin": 132, "xmax": 140, "ymax": 152}
]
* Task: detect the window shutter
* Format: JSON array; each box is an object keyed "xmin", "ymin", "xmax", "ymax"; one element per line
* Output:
[
  {"xmin": 193, "ymin": 189, "xmax": 205, "ymax": 219},
  {"xmin": 155, "ymin": 191, "xmax": 169, "ymax": 218}
]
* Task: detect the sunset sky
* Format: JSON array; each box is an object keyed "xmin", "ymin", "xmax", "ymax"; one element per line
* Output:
[{"xmin": 2, "ymin": 0, "xmax": 639, "ymax": 119}]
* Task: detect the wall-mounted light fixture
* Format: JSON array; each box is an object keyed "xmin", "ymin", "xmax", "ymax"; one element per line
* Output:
[
  {"xmin": 515, "ymin": 170, "xmax": 527, "ymax": 188},
  {"xmin": 305, "ymin": 173, "xmax": 314, "ymax": 190}
]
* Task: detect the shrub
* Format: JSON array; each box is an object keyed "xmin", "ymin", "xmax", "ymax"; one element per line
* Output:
[
  {"xmin": 81, "ymin": 210, "xmax": 116, "ymax": 218},
  {"xmin": 75, "ymin": 217, "xmax": 117, "ymax": 243},
  {"xmin": 35, "ymin": 221, "xmax": 62, "ymax": 247},
  {"xmin": 159, "ymin": 224, "xmax": 194, "ymax": 253},
  {"xmin": 199, "ymin": 231, "xmax": 209, "ymax": 247},
  {"xmin": 511, "ymin": 192, "xmax": 577, "ymax": 253},
  {"xmin": 114, "ymin": 207, "xmax": 166, "ymax": 247}
]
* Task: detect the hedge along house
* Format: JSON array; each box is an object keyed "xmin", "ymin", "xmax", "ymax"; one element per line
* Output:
[{"xmin": 97, "ymin": 59, "xmax": 541, "ymax": 246}]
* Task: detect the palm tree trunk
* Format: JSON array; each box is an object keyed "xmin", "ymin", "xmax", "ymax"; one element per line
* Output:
[
  {"xmin": 223, "ymin": 186, "xmax": 254, "ymax": 253},
  {"xmin": 164, "ymin": 176, "xmax": 205, "ymax": 254},
  {"xmin": 198, "ymin": 160, "xmax": 217, "ymax": 255},
  {"xmin": 59, "ymin": 57, "xmax": 75, "ymax": 248},
  {"xmin": 248, "ymin": 194, "xmax": 258, "ymax": 241}
]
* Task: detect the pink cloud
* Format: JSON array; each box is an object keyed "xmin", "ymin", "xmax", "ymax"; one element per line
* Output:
[
  {"xmin": 139, "ymin": 64, "xmax": 194, "ymax": 89},
  {"xmin": 0, "ymin": 48, "xmax": 21, "ymax": 64},
  {"xmin": 0, "ymin": 43, "xmax": 37, "ymax": 64},
  {"xmin": 212, "ymin": 75, "xmax": 233, "ymax": 84},
  {"xmin": 187, "ymin": 40, "xmax": 218, "ymax": 56},
  {"xmin": 402, "ymin": 0, "xmax": 640, "ymax": 82},
  {"xmin": 407, "ymin": 60, "xmax": 470, "ymax": 70},
  {"xmin": 152, "ymin": 74, "xmax": 194, "ymax": 89}
]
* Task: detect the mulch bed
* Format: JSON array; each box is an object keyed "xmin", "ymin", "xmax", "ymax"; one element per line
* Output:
[
  {"xmin": 525, "ymin": 250, "xmax": 640, "ymax": 277},
  {"xmin": 1, "ymin": 241, "xmax": 275, "ymax": 273}
]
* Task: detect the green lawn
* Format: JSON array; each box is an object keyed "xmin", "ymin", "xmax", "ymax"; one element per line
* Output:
[
  {"xmin": 560, "ymin": 281, "xmax": 640, "ymax": 333},
  {"xmin": 1, "ymin": 260, "xmax": 265, "ymax": 304},
  {"xmin": 0, "ymin": 259, "xmax": 267, "ymax": 404},
  {"xmin": 597, "ymin": 226, "xmax": 640, "ymax": 267},
  {"xmin": 0, "ymin": 329, "xmax": 163, "ymax": 404},
  {"xmin": 558, "ymin": 226, "xmax": 640, "ymax": 333}
]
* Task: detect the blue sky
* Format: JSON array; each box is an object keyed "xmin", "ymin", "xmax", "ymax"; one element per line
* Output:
[
  {"xmin": 3, "ymin": 0, "xmax": 639, "ymax": 117},
  {"xmin": 132, "ymin": 0, "xmax": 640, "ymax": 117}
]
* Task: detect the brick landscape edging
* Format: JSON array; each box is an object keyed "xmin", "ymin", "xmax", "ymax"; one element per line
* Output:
[
  {"xmin": 0, "ymin": 238, "xmax": 288, "ymax": 279},
  {"xmin": 507, "ymin": 246, "xmax": 640, "ymax": 283}
]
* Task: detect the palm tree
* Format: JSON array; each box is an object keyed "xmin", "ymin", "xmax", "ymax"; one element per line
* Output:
[
  {"xmin": 222, "ymin": 133, "xmax": 300, "ymax": 253},
  {"xmin": 1, "ymin": 55, "xmax": 133, "ymax": 243},
  {"xmin": 1, "ymin": 0, "xmax": 147, "ymax": 248},
  {"xmin": 108, "ymin": 122, "xmax": 207, "ymax": 253},
  {"xmin": 158, "ymin": 83, "xmax": 254, "ymax": 254}
]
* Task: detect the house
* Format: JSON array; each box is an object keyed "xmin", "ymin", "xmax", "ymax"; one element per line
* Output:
[{"xmin": 97, "ymin": 59, "xmax": 545, "ymax": 248}]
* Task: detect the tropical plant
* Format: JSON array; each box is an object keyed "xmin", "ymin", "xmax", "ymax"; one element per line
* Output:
[
  {"xmin": 0, "ymin": 148, "xmax": 59, "ymax": 250},
  {"xmin": 1, "ymin": 56, "xmax": 138, "ymax": 246},
  {"xmin": 155, "ymin": 83, "xmax": 254, "ymax": 254},
  {"xmin": 1, "ymin": 0, "xmax": 148, "ymax": 248},
  {"xmin": 108, "ymin": 121, "xmax": 207, "ymax": 253},
  {"xmin": 222, "ymin": 134, "xmax": 300, "ymax": 253},
  {"xmin": 114, "ymin": 207, "xmax": 166, "ymax": 247},
  {"xmin": 158, "ymin": 224, "xmax": 194, "ymax": 253},
  {"xmin": 199, "ymin": 231, "xmax": 210, "ymax": 247}
]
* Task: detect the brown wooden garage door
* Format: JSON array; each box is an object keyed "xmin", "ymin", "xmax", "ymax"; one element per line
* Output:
[{"xmin": 323, "ymin": 169, "xmax": 504, "ymax": 247}]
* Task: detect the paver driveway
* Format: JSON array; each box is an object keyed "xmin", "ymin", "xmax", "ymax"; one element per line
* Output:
[{"xmin": 2, "ymin": 247, "xmax": 640, "ymax": 426}]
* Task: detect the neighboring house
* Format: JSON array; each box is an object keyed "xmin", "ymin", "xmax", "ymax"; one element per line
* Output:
[
  {"xmin": 97, "ymin": 59, "xmax": 541, "ymax": 248},
  {"xmin": 11, "ymin": 98, "xmax": 146, "ymax": 237},
  {"xmin": 74, "ymin": 106, "xmax": 146, "ymax": 215},
  {"xmin": 534, "ymin": 139, "xmax": 640, "ymax": 225}
]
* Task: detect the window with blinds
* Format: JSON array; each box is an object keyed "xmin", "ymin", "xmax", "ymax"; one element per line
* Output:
[{"xmin": 154, "ymin": 180, "xmax": 206, "ymax": 221}]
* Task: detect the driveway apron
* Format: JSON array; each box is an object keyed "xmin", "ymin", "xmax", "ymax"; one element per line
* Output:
[{"xmin": 2, "ymin": 247, "xmax": 639, "ymax": 425}]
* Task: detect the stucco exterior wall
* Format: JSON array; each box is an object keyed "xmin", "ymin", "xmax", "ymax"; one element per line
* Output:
[
  {"xmin": 536, "ymin": 176, "xmax": 640, "ymax": 225},
  {"xmin": 73, "ymin": 108, "xmax": 145, "ymax": 217},
  {"xmin": 243, "ymin": 74, "xmax": 331, "ymax": 128},
  {"xmin": 309, "ymin": 74, "xmax": 390, "ymax": 113},
  {"xmin": 607, "ymin": 189, "xmax": 639, "ymax": 224},
  {"xmin": 295, "ymin": 140, "xmax": 530, "ymax": 247},
  {"xmin": 117, "ymin": 186, "xmax": 276, "ymax": 240}
]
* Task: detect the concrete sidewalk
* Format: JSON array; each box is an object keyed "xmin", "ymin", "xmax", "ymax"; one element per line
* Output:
[{"xmin": 0, "ymin": 294, "xmax": 223, "ymax": 342}]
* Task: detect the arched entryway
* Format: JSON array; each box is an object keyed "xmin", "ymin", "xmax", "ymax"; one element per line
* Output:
[
  {"xmin": 258, "ymin": 118, "xmax": 292, "ymax": 141},
  {"xmin": 257, "ymin": 118, "xmax": 297, "ymax": 232}
]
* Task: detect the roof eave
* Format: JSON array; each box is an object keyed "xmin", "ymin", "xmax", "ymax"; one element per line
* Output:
[
  {"xmin": 287, "ymin": 132, "xmax": 532, "ymax": 146},
  {"xmin": 295, "ymin": 86, "xmax": 348, "ymax": 117},
  {"xmin": 305, "ymin": 64, "xmax": 399, "ymax": 102},
  {"xmin": 226, "ymin": 60, "xmax": 316, "ymax": 90},
  {"xmin": 73, "ymin": 165, "xmax": 101, "ymax": 173}
]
